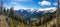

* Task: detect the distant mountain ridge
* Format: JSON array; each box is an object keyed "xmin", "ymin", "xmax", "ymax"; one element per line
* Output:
[{"xmin": 16, "ymin": 9, "xmax": 56, "ymax": 19}]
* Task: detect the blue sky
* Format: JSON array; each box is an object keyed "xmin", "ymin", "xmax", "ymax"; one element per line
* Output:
[{"xmin": 1, "ymin": 0, "xmax": 59, "ymax": 10}]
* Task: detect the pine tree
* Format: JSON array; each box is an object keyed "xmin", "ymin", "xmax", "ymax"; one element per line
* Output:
[
  {"xmin": 9, "ymin": 7, "xmax": 15, "ymax": 18},
  {"xmin": 6, "ymin": 8, "xmax": 10, "ymax": 16},
  {"xmin": 3, "ymin": 8, "xmax": 7, "ymax": 15},
  {"xmin": 0, "ymin": 1, "xmax": 4, "ymax": 15}
]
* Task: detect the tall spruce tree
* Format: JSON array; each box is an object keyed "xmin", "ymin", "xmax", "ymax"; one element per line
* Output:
[
  {"xmin": 9, "ymin": 7, "xmax": 15, "ymax": 18},
  {"xmin": 6, "ymin": 8, "xmax": 10, "ymax": 16},
  {"xmin": 0, "ymin": 1, "xmax": 4, "ymax": 15},
  {"xmin": 3, "ymin": 8, "xmax": 7, "ymax": 15}
]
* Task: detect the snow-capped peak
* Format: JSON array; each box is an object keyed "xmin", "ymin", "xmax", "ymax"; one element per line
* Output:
[
  {"xmin": 17, "ymin": 7, "xmax": 57, "ymax": 13},
  {"xmin": 37, "ymin": 7, "xmax": 57, "ymax": 12}
]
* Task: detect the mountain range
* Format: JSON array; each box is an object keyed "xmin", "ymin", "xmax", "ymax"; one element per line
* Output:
[{"xmin": 16, "ymin": 9, "xmax": 56, "ymax": 19}]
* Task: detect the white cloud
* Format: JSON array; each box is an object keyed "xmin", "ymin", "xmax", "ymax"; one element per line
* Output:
[
  {"xmin": 8, "ymin": 1, "xmax": 29, "ymax": 10},
  {"xmin": 38, "ymin": 1, "xmax": 51, "ymax": 6},
  {"xmin": 4, "ymin": 1, "xmax": 29, "ymax": 10},
  {"xmin": 14, "ymin": 6, "xmax": 29, "ymax": 10},
  {"xmin": 12, "ymin": 2, "xmax": 19, "ymax": 5},
  {"xmin": 13, "ymin": 4, "xmax": 28, "ymax": 10},
  {"xmin": 53, "ymin": 2, "xmax": 57, "ymax": 6},
  {"xmin": 37, "ymin": 7, "xmax": 57, "ymax": 12}
]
